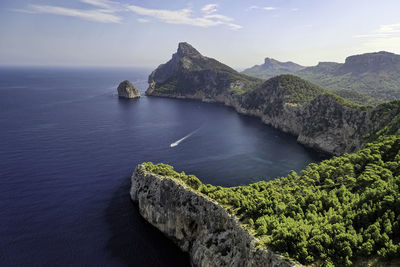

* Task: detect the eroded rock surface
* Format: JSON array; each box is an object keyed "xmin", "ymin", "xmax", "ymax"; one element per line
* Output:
[
  {"xmin": 117, "ymin": 80, "xmax": 140, "ymax": 99},
  {"xmin": 130, "ymin": 165, "xmax": 301, "ymax": 267}
]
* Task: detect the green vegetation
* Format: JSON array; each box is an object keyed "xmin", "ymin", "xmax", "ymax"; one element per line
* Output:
[
  {"xmin": 333, "ymin": 89, "xmax": 383, "ymax": 106},
  {"xmin": 143, "ymin": 162, "xmax": 202, "ymax": 190},
  {"xmin": 241, "ymin": 74, "xmax": 367, "ymax": 111},
  {"xmin": 150, "ymin": 43, "xmax": 263, "ymax": 96},
  {"xmin": 268, "ymin": 74, "xmax": 326, "ymax": 105},
  {"xmin": 367, "ymin": 100, "xmax": 400, "ymax": 142},
  {"xmin": 243, "ymin": 64, "xmax": 400, "ymax": 103},
  {"xmin": 242, "ymin": 52, "xmax": 400, "ymax": 101},
  {"xmin": 142, "ymin": 133, "xmax": 400, "ymax": 266},
  {"xmin": 298, "ymin": 71, "xmax": 400, "ymax": 101}
]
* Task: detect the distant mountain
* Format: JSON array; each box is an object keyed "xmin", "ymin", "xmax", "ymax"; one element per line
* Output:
[
  {"xmin": 146, "ymin": 42, "xmax": 261, "ymax": 98},
  {"xmin": 146, "ymin": 42, "xmax": 400, "ymax": 155},
  {"xmin": 242, "ymin": 51, "xmax": 400, "ymax": 102},
  {"xmin": 338, "ymin": 51, "xmax": 400, "ymax": 74},
  {"xmin": 242, "ymin": 58, "xmax": 305, "ymax": 79}
]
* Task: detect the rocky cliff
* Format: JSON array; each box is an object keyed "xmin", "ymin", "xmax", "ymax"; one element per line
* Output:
[
  {"xmin": 130, "ymin": 164, "xmax": 301, "ymax": 267},
  {"xmin": 243, "ymin": 51, "xmax": 400, "ymax": 101},
  {"xmin": 146, "ymin": 42, "xmax": 261, "ymax": 100},
  {"xmin": 146, "ymin": 43, "xmax": 400, "ymax": 155},
  {"xmin": 117, "ymin": 80, "xmax": 140, "ymax": 99}
]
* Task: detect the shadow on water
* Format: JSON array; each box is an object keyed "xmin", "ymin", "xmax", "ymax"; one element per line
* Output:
[{"xmin": 105, "ymin": 178, "xmax": 190, "ymax": 267}]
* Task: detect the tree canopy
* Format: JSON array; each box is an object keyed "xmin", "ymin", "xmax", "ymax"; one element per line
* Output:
[{"xmin": 143, "ymin": 133, "xmax": 400, "ymax": 266}]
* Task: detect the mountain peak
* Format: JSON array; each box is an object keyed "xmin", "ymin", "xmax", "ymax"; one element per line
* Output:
[
  {"xmin": 242, "ymin": 58, "xmax": 305, "ymax": 79},
  {"xmin": 176, "ymin": 42, "xmax": 202, "ymax": 58},
  {"xmin": 263, "ymin": 57, "xmax": 278, "ymax": 65},
  {"xmin": 342, "ymin": 50, "xmax": 400, "ymax": 74}
]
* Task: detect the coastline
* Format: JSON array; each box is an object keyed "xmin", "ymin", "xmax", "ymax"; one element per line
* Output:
[{"xmin": 131, "ymin": 164, "xmax": 301, "ymax": 267}]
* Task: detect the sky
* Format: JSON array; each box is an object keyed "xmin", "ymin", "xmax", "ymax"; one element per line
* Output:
[{"xmin": 1, "ymin": 0, "xmax": 400, "ymax": 68}]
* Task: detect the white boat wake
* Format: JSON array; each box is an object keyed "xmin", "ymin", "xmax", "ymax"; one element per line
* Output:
[{"xmin": 170, "ymin": 128, "xmax": 201, "ymax": 147}]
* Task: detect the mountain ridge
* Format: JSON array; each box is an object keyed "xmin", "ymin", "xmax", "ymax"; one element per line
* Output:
[
  {"xmin": 138, "ymin": 42, "xmax": 400, "ymax": 267},
  {"xmin": 242, "ymin": 51, "xmax": 400, "ymax": 101},
  {"xmin": 146, "ymin": 42, "xmax": 400, "ymax": 155},
  {"xmin": 147, "ymin": 42, "xmax": 261, "ymax": 98}
]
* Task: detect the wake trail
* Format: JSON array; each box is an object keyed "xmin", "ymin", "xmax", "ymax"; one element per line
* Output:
[{"xmin": 170, "ymin": 127, "xmax": 201, "ymax": 147}]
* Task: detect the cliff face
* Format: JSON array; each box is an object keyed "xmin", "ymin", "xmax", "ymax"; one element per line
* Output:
[
  {"xmin": 130, "ymin": 164, "xmax": 301, "ymax": 267},
  {"xmin": 146, "ymin": 43, "xmax": 400, "ymax": 155},
  {"xmin": 339, "ymin": 51, "xmax": 400, "ymax": 75},
  {"xmin": 146, "ymin": 42, "xmax": 261, "ymax": 100},
  {"xmin": 234, "ymin": 91, "xmax": 399, "ymax": 155},
  {"xmin": 244, "ymin": 51, "xmax": 400, "ymax": 101},
  {"xmin": 117, "ymin": 80, "xmax": 140, "ymax": 99}
]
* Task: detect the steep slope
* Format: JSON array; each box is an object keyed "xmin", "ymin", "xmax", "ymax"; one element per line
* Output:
[
  {"xmin": 332, "ymin": 89, "xmax": 383, "ymax": 106},
  {"xmin": 135, "ymin": 44, "xmax": 400, "ymax": 267},
  {"xmin": 242, "ymin": 58, "xmax": 305, "ymax": 80},
  {"xmin": 298, "ymin": 52, "xmax": 400, "ymax": 101},
  {"xmin": 338, "ymin": 51, "xmax": 400, "ymax": 74},
  {"xmin": 146, "ymin": 42, "xmax": 262, "ymax": 100},
  {"xmin": 243, "ymin": 51, "xmax": 400, "ymax": 101},
  {"xmin": 137, "ymin": 133, "xmax": 400, "ymax": 266},
  {"xmin": 237, "ymin": 75, "xmax": 400, "ymax": 155},
  {"xmin": 146, "ymin": 43, "xmax": 400, "ymax": 155},
  {"xmin": 131, "ymin": 164, "xmax": 300, "ymax": 267}
]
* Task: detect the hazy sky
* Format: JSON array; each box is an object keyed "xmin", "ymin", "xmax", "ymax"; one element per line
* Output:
[{"xmin": 1, "ymin": 0, "xmax": 400, "ymax": 68}]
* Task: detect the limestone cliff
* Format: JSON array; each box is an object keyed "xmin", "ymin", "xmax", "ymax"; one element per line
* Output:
[
  {"xmin": 146, "ymin": 43, "xmax": 400, "ymax": 155},
  {"xmin": 117, "ymin": 80, "xmax": 140, "ymax": 99},
  {"xmin": 146, "ymin": 42, "xmax": 261, "ymax": 100},
  {"xmin": 243, "ymin": 51, "xmax": 400, "ymax": 101},
  {"xmin": 130, "ymin": 164, "xmax": 301, "ymax": 267}
]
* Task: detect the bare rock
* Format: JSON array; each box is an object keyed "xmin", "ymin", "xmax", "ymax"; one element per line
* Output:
[{"xmin": 117, "ymin": 80, "xmax": 140, "ymax": 99}]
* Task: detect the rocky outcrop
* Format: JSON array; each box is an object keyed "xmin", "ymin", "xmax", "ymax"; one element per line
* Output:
[
  {"xmin": 145, "ymin": 43, "xmax": 400, "ymax": 155},
  {"xmin": 231, "ymin": 93, "xmax": 399, "ymax": 155},
  {"xmin": 130, "ymin": 164, "xmax": 301, "ymax": 267},
  {"xmin": 244, "ymin": 51, "xmax": 400, "ymax": 101},
  {"xmin": 146, "ymin": 42, "xmax": 261, "ymax": 99},
  {"xmin": 117, "ymin": 80, "xmax": 140, "ymax": 99},
  {"xmin": 339, "ymin": 51, "xmax": 400, "ymax": 74}
]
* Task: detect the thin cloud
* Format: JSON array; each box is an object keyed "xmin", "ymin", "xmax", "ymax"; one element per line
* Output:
[
  {"xmin": 354, "ymin": 23, "xmax": 400, "ymax": 38},
  {"xmin": 354, "ymin": 23, "xmax": 400, "ymax": 51},
  {"xmin": 204, "ymin": 14, "xmax": 233, "ymax": 22},
  {"xmin": 202, "ymin": 4, "xmax": 218, "ymax": 15},
  {"xmin": 248, "ymin": 5, "xmax": 276, "ymax": 11},
  {"xmin": 137, "ymin": 18, "xmax": 149, "ymax": 23},
  {"xmin": 81, "ymin": 0, "xmax": 116, "ymax": 9},
  {"xmin": 127, "ymin": 4, "xmax": 242, "ymax": 30},
  {"xmin": 24, "ymin": 4, "xmax": 122, "ymax": 23},
  {"xmin": 13, "ymin": 1, "xmax": 241, "ymax": 29},
  {"xmin": 379, "ymin": 23, "xmax": 400, "ymax": 34},
  {"xmin": 15, "ymin": 0, "xmax": 123, "ymax": 23}
]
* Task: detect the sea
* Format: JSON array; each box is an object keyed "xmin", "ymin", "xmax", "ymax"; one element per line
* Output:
[{"xmin": 0, "ymin": 66, "xmax": 325, "ymax": 266}]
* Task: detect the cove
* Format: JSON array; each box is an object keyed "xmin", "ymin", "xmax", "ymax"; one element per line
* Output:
[{"xmin": 0, "ymin": 67, "xmax": 325, "ymax": 266}]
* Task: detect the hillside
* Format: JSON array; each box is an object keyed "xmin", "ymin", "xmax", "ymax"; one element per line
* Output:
[
  {"xmin": 242, "ymin": 51, "xmax": 400, "ymax": 102},
  {"xmin": 137, "ymin": 43, "xmax": 400, "ymax": 267},
  {"xmin": 146, "ymin": 42, "xmax": 262, "ymax": 97},
  {"xmin": 141, "ymin": 132, "xmax": 400, "ymax": 266},
  {"xmin": 146, "ymin": 43, "xmax": 400, "ymax": 155},
  {"xmin": 333, "ymin": 89, "xmax": 383, "ymax": 106}
]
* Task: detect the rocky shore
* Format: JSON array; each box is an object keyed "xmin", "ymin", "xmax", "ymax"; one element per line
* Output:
[
  {"xmin": 130, "ymin": 164, "xmax": 301, "ymax": 267},
  {"xmin": 145, "ymin": 43, "xmax": 400, "ymax": 155}
]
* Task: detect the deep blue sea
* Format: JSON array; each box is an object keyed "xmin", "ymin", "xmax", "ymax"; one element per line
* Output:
[{"xmin": 0, "ymin": 67, "xmax": 325, "ymax": 266}]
